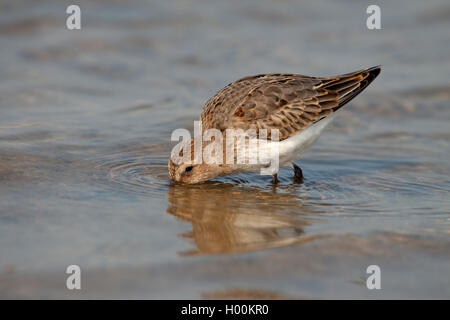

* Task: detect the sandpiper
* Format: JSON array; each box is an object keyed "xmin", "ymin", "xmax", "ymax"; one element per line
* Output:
[{"xmin": 169, "ymin": 66, "xmax": 381, "ymax": 184}]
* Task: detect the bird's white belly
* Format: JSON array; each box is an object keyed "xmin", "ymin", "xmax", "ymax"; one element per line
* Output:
[{"xmin": 275, "ymin": 113, "xmax": 337, "ymax": 167}]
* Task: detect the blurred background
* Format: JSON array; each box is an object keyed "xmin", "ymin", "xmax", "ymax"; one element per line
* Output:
[{"xmin": 0, "ymin": 0, "xmax": 449, "ymax": 298}]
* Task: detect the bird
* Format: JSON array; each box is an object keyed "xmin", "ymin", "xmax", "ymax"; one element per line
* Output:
[{"xmin": 169, "ymin": 66, "xmax": 381, "ymax": 184}]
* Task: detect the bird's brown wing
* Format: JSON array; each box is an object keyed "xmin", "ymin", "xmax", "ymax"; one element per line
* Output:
[{"xmin": 201, "ymin": 66, "xmax": 380, "ymax": 141}]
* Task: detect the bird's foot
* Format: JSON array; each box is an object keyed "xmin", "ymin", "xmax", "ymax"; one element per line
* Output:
[
  {"xmin": 293, "ymin": 163, "xmax": 303, "ymax": 183},
  {"xmin": 272, "ymin": 173, "xmax": 279, "ymax": 184}
]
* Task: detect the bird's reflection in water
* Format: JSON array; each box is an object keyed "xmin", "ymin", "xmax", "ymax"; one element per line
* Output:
[{"xmin": 166, "ymin": 182, "xmax": 325, "ymax": 255}]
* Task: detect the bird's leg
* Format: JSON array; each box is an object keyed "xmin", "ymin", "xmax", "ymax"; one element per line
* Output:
[
  {"xmin": 272, "ymin": 173, "xmax": 279, "ymax": 184},
  {"xmin": 293, "ymin": 162, "xmax": 303, "ymax": 183}
]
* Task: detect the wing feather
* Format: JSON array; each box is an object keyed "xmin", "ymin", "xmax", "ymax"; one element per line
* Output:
[{"xmin": 201, "ymin": 66, "xmax": 380, "ymax": 140}]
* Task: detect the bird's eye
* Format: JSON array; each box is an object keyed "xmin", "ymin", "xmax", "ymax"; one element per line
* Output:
[{"xmin": 185, "ymin": 166, "xmax": 193, "ymax": 173}]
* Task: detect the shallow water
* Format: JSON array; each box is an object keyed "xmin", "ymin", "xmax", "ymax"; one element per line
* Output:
[{"xmin": 0, "ymin": 0, "xmax": 449, "ymax": 299}]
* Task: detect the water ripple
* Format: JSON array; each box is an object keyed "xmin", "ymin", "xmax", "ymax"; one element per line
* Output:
[{"xmin": 94, "ymin": 146, "xmax": 170, "ymax": 197}]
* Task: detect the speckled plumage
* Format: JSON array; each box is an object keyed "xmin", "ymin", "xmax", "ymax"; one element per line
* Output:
[{"xmin": 201, "ymin": 66, "xmax": 380, "ymax": 140}]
